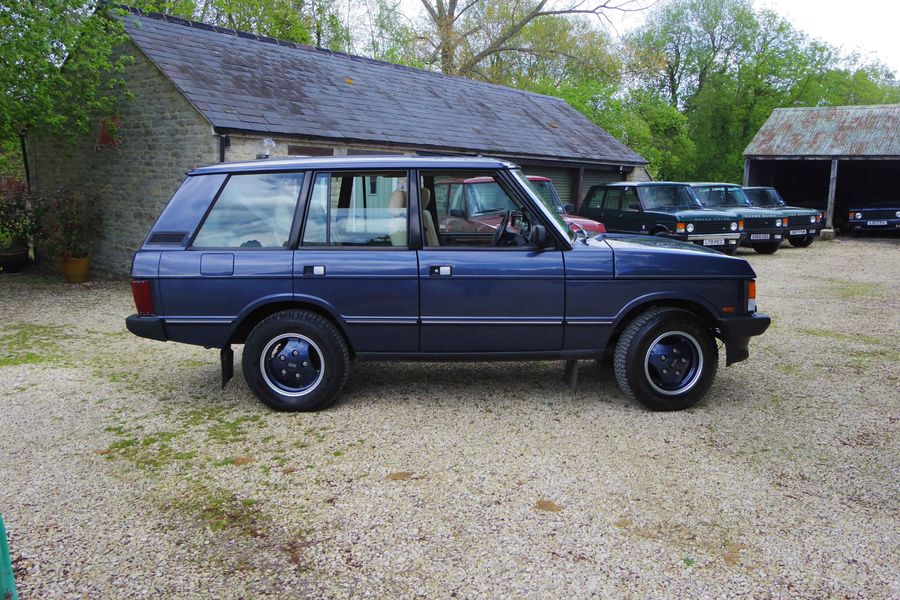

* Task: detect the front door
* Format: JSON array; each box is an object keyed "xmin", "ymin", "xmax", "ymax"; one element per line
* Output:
[{"xmin": 417, "ymin": 169, "xmax": 565, "ymax": 353}]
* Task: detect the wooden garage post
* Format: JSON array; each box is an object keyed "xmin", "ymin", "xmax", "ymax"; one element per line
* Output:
[
  {"xmin": 742, "ymin": 159, "xmax": 750, "ymax": 187},
  {"xmin": 825, "ymin": 158, "xmax": 838, "ymax": 230}
]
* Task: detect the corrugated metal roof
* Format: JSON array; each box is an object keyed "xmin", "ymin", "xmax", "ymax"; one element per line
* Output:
[
  {"xmin": 744, "ymin": 104, "xmax": 900, "ymax": 158},
  {"xmin": 122, "ymin": 8, "xmax": 646, "ymax": 166}
]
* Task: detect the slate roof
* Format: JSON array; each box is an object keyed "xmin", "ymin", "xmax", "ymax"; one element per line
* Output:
[
  {"xmin": 122, "ymin": 8, "xmax": 645, "ymax": 166},
  {"xmin": 744, "ymin": 104, "xmax": 900, "ymax": 158}
]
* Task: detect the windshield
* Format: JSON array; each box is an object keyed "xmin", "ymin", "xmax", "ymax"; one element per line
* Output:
[
  {"xmin": 468, "ymin": 181, "xmax": 517, "ymax": 215},
  {"xmin": 695, "ymin": 185, "xmax": 751, "ymax": 208},
  {"xmin": 512, "ymin": 170, "xmax": 574, "ymax": 243},
  {"xmin": 745, "ymin": 188, "xmax": 784, "ymax": 207},
  {"xmin": 640, "ymin": 185, "xmax": 702, "ymax": 210},
  {"xmin": 529, "ymin": 180, "xmax": 566, "ymax": 212}
]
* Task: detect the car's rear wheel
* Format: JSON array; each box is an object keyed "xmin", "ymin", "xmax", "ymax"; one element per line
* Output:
[
  {"xmin": 614, "ymin": 307, "xmax": 718, "ymax": 411},
  {"xmin": 788, "ymin": 236, "xmax": 815, "ymax": 248},
  {"xmin": 752, "ymin": 241, "xmax": 781, "ymax": 254},
  {"xmin": 242, "ymin": 310, "xmax": 349, "ymax": 411}
]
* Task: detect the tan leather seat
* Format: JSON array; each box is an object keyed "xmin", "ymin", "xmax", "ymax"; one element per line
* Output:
[
  {"xmin": 421, "ymin": 187, "xmax": 439, "ymax": 247},
  {"xmin": 388, "ymin": 190, "xmax": 407, "ymax": 246}
]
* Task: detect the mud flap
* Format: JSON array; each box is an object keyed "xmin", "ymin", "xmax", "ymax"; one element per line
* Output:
[
  {"xmin": 221, "ymin": 345, "xmax": 234, "ymax": 388},
  {"xmin": 564, "ymin": 359, "xmax": 579, "ymax": 392}
]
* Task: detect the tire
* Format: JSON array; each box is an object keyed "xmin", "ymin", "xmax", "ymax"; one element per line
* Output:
[
  {"xmin": 788, "ymin": 235, "xmax": 814, "ymax": 248},
  {"xmin": 613, "ymin": 307, "xmax": 718, "ymax": 411},
  {"xmin": 720, "ymin": 244, "xmax": 738, "ymax": 255},
  {"xmin": 242, "ymin": 310, "xmax": 350, "ymax": 411},
  {"xmin": 752, "ymin": 241, "xmax": 781, "ymax": 254}
]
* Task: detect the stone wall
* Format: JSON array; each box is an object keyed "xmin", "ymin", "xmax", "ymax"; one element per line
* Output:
[
  {"xmin": 27, "ymin": 42, "xmax": 218, "ymax": 276},
  {"xmin": 626, "ymin": 166, "xmax": 653, "ymax": 182},
  {"xmin": 223, "ymin": 134, "xmax": 417, "ymax": 162}
]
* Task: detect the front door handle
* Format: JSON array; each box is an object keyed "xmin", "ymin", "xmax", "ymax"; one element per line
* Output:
[{"xmin": 429, "ymin": 265, "xmax": 451, "ymax": 276}]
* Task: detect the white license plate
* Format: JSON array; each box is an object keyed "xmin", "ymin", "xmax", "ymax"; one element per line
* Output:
[
  {"xmin": 702, "ymin": 238, "xmax": 725, "ymax": 246},
  {"xmin": 868, "ymin": 220, "xmax": 888, "ymax": 226},
  {"xmin": 789, "ymin": 229, "xmax": 807, "ymax": 235},
  {"xmin": 750, "ymin": 233, "xmax": 770, "ymax": 240}
]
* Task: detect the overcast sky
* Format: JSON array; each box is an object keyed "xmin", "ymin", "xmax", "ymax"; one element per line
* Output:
[{"xmin": 604, "ymin": 0, "xmax": 900, "ymax": 74}]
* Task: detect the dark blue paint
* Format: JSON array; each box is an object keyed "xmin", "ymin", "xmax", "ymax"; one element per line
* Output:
[{"xmin": 127, "ymin": 156, "xmax": 769, "ymax": 365}]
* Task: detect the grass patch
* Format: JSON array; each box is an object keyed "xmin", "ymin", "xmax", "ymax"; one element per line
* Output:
[
  {"xmin": 0, "ymin": 323, "xmax": 69, "ymax": 367},
  {"xmin": 170, "ymin": 483, "xmax": 267, "ymax": 536},
  {"xmin": 823, "ymin": 279, "xmax": 884, "ymax": 300}
]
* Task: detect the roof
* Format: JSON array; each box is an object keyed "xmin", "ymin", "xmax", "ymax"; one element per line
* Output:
[
  {"xmin": 189, "ymin": 155, "xmax": 516, "ymax": 175},
  {"xmin": 595, "ymin": 181, "xmax": 693, "ymax": 187},
  {"xmin": 744, "ymin": 105, "xmax": 900, "ymax": 158},
  {"xmin": 122, "ymin": 8, "xmax": 646, "ymax": 167}
]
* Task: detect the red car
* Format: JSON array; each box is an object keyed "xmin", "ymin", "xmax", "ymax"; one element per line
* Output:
[{"xmin": 435, "ymin": 175, "xmax": 605, "ymax": 237}]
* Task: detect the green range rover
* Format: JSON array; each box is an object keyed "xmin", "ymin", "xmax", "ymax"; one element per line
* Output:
[{"xmin": 577, "ymin": 182, "xmax": 743, "ymax": 255}]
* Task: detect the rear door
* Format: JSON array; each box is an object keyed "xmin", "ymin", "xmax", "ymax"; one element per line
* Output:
[
  {"xmin": 294, "ymin": 170, "xmax": 419, "ymax": 354},
  {"xmin": 417, "ymin": 169, "xmax": 565, "ymax": 353}
]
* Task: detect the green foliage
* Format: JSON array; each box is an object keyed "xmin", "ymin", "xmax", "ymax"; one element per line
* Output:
[
  {"xmin": 0, "ymin": 177, "xmax": 34, "ymax": 250},
  {"xmin": 34, "ymin": 187, "xmax": 103, "ymax": 258}
]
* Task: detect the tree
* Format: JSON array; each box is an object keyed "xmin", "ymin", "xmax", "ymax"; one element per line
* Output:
[{"xmin": 415, "ymin": 0, "xmax": 643, "ymax": 76}]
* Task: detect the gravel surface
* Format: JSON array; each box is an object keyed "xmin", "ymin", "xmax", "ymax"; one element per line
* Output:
[{"xmin": 1, "ymin": 237, "xmax": 898, "ymax": 598}]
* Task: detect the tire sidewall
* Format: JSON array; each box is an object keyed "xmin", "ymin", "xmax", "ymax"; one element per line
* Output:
[
  {"xmin": 243, "ymin": 314, "xmax": 346, "ymax": 411},
  {"xmin": 624, "ymin": 314, "xmax": 717, "ymax": 411}
]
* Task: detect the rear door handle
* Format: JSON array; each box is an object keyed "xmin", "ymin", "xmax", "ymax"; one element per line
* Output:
[
  {"xmin": 303, "ymin": 265, "xmax": 326, "ymax": 276},
  {"xmin": 429, "ymin": 265, "xmax": 451, "ymax": 276}
]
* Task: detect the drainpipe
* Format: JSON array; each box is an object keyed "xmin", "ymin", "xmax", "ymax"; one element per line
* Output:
[
  {"xmin": 218, "ymin": 134, "xmax": 230, "ymax": 163},
  {"xmin": 19, "ymin": 133, "xmax": 31, "ymax": 190}
]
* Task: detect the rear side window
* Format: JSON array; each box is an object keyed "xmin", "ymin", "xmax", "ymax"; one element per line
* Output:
[
  {"xmin": 193, "ymin": 172, "xmax": 304, "ymax": 248},
  {"xmin": 302, "ymin": 171, "xmax": 408, "ymax": 247}
]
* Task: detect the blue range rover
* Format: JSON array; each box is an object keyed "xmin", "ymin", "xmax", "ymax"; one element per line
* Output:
[{"xmin": 126, "ymin": 156, "xmax": 770, "ymax": 412}]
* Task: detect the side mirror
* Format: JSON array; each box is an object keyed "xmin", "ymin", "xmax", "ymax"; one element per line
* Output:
[
  {"xmin": 449, "ymin": 208, "xmax": 465, "ymax": 218},
  {"xmin": 563, "ymin": 203, "xmax": 575, "ymax": 214},
  {"xmin": 529, "ymin": 224, "xmax": 550, "ymax": 248}
]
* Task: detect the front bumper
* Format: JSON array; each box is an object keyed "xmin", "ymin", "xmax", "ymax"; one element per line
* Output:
[
  {"xmin": 679, "ymin": 232, "xmax": 741, "ymax": 248},
  {"xmin": 740, "ymin": 229, "xmax": 784, "ymax": 246},
  {"xmin": 785, "ymin": 224, "xmax": 823, "ymax": 238},
  {"xmin": 126, "ymin": 314, "xmax": 168, "ymax": 342},
  {"xmin": 716, "ymin": 313, "xmax": 771, "ymax": 366},
  {"xmin": 848, "ymin": 218, "xmax": 900, "ymax": 231}
]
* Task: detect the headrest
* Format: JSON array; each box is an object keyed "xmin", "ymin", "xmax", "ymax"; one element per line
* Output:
[
  {"xmin": 421, "ymin": 187, "xmax": 432, "ymax": 209},
  {"xmin": 389, "ymin": 190, "xmax": 407, "ymax": 209}
]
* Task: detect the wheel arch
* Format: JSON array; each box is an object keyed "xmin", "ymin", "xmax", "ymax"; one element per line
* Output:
[
  {"xmin": 604, "ymin": 294, "xmax": 719, "ymax": 356},
  {"xmin": 227, "ymin": 296, "xmax": 354, "ymax": 356}
]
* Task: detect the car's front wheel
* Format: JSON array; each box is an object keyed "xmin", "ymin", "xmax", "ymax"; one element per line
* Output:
[
  {"xmin": 788, "ymin": 235, "xmax": 815, "ymax": 248},
  {"xmin": 752, "ymin": 241, "xmax": 781, "ymax": 254},
  {"xmin": 242, "ymin": 310, "xmax": 349, "ymax": 411},
  {"xmin": 614, "ymin": 307, "xmax": 718, "ymax": 411}
]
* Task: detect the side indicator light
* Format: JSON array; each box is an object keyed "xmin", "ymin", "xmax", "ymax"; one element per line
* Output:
[
  {"xmin": 676, "ymin": 222, "xmax": 686, "ymax": 233},
  {"xmin": 738, "ymin": 220, "xmax": 745, "ymax": 230}
]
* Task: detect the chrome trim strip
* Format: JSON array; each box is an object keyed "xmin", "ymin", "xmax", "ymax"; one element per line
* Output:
[
  {"xmin": 165, "ymin": 318, "xmax": 233, "ymax": 325},
  {"xmin": 345, "ymin": 318, "xmax": 418, "ymax": 325},
  {"xmin": 565, "ymin": 320, "xmax": 613, "ymax": 325},
  {"xmin": 422, "ymin": 319, "xmax": 563, "ymax": 325}
]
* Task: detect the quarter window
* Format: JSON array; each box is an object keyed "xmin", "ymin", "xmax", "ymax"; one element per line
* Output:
[
  {"xmin": 302, "ymin": 171, "xmax": 408, "ymax": 247},
  {"xmin": 585, "ymin": 187, "xmax": 606, "ymax": 208},
  {"xmin": 193, "ymin": 172, "xmax": 303, "ymax": 248}
]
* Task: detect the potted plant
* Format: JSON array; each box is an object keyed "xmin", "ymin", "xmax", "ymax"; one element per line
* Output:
[
  {"xmin": 0, "ymin": 177, "xmax": 34, "ymax": 274},
  {"xmin": 35, "ymin": 187, "xmax": 102, "ymax": 283}
]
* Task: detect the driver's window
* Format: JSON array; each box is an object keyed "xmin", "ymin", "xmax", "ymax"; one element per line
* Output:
[
  {"xmin": 420, "ymin": 171, "xmax": 532, "ymax": 248},
  {"xmin": 621, "ymin": 188, "xmax": 641, "ymax": 212}
]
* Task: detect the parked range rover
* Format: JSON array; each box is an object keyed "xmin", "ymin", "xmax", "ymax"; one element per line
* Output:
[
  {"xmin": 577, "ymin": 182, "xmax": 743, "ymax": 254},
  {"xmin": 126, "ymin": 156, "xmax": 769, "ymax": 412},
  {"xmin": 847, "ymin": 204, "xmax": 900, "ymax": 235},
  {"xmin": 690, "ymin": 183, "xmax": 786, "ymax": 254},
  {"xmin": 743, "ymin": 186, "xmax": 823, "ymax": 248},
  {"xmin": 434, "ymin": 175, "xmax": 605, "ymax": 242}
]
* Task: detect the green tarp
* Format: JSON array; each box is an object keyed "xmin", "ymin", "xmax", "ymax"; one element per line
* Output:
[{"xmin": 0, "ymin": 515, "xmax": 16, "ymax": 600}]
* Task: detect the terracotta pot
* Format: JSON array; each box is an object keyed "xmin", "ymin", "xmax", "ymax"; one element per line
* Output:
[
  {"xmin": 0, "ymin": 246, "xmax": 29, "ymax": 273},
  {"xmin": 61, "ymin": 254, "xmax": 91, "ymax": 283}
]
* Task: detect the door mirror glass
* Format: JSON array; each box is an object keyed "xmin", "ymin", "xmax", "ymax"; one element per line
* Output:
[{"xmin": 449, "ymin": 208, "xmax": 466, "ymax": 218}]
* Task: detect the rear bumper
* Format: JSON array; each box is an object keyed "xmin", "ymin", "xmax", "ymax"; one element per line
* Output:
[
  {"xmin": 126, "ymin": 314, "xmax": 168, "ymax": 342},
  {"xmin": 716, "ymin": 313, "xmax": 771, "ymax": 366}
]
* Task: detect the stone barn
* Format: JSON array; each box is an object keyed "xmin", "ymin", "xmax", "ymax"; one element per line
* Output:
[{"xmin": 26, "ymin": 7, "xmax": 647, "ymax": 275}]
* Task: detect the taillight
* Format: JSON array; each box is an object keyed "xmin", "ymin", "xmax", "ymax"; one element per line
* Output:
[
  {"xmin": 131, "ymin": 280, "xmax": 155, "ymax": 315},
  {"xmin": 747, "ymin": 280, "xmax": 757, "ymax": 313}
]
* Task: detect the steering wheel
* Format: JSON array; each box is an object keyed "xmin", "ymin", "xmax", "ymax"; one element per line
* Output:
[{"xmin": 491, "ymin": 210, "xmax": 513, "ymax": 247}]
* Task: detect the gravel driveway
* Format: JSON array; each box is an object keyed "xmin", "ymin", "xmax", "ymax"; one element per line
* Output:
[{"xmin": 1, "ymin": 238, "xmax": 898, "ymax": 598}]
